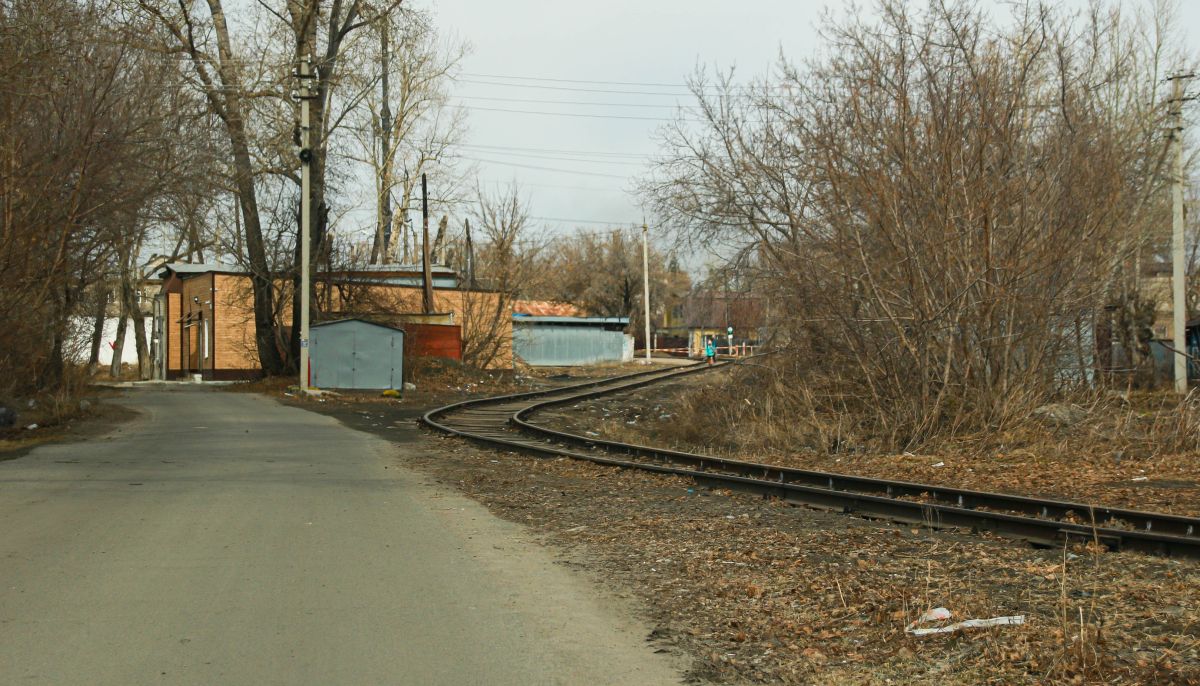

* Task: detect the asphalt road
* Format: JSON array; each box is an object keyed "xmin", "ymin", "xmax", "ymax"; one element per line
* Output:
[{"xmin": 0, "ymin": 386, "xmax": 682, "ymax": 685}]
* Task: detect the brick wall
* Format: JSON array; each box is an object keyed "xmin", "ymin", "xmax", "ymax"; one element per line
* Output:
[
  {"xmin": 162, "ymin": 271, "xmax": 513, "ymax": 374},
  {"xmin": 214, "ymin": 274, "xmax": 261, "ymax": 372},
  {"xmin": 166, "ymin": 291, "xmax": 182, "ymax": 373},
  {"xmin": 324, "ymin": 284, "xmax": 513, "ymax": 369}
]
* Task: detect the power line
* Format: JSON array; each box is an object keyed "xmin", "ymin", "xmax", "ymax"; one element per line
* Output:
[
  {"xmin": 454, "ymin": 150, "xmax": 645, "ymax": 166},
  {"xmin": 461, "ymin": 156, "xmax": 631, "ymax": 179},
  {"xmin": 479, "ymin": 179, "xmax": 631, "ymax": 193},
  {"xmin": 450, "ymin": 104, "xmax": 684, "ymax": 122},
  {"xmin": 530, "ymin": 215, "xmax": 640, "ymax": 226},
  {"xmin": 459, "ymin": 71, "xmax": 787, "ymax": 93},
  {"xmin": 454, "ymin": 77, "xmax": 697, "ymax": 97},
  {"xmin": 462, "ymin": 143, "xmax": 651, "ymax": 159},
  {"xmin": 462, "ymin": 72, "xmax": 696, "ymax": 89},
  {"xmin": 455, "ymin": 95, "xmax": 697, "ymax": 109}
]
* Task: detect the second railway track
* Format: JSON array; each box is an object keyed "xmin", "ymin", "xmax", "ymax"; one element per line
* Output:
[{"xmin": 423, "ymin": 361, "xmax": 1200, "ymax": 559}]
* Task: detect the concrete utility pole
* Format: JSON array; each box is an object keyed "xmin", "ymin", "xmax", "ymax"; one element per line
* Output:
[
  {"xmin": 641, "ymin": 222, "xmax": 652, "ymax": 364},
  {"xmin": 421, "ymin": 172, "xmax": 434, "ymax": 314},
  {"xmin": 297, "ymin": 58, "xmax": 315, "ymax": 390},
  {"xmin": 1169, "ymin": 72, "xmax": 1193, "ymax": 394}
]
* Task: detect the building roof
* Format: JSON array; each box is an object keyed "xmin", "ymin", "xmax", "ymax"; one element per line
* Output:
[
  {"xmin": 159, "ymin": 262, "xmax": 247, "ymax": 278},
  {"xmin": 312, "ymin": 318, "xmax": 406, "ymax": 334},
  {"xmin": 513, "ymin": 315, "xmax": 629, "ymax": 326},
  {"xmin": 159, "ymin": 262, "xmax": 458, "ymax": 279},
  {"xmin": 327, "ymin": 263, "xmax": 457, "ymax": 275},
  {"xmin": 513, "ymin": 300, "xmax": 586, "ymax": 317}
]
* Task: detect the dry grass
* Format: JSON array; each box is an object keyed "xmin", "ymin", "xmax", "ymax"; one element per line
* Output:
[
  {"xmin": 654, "ymin": 362, "xmax": 1200, "ymax": 460},
  {"xmin": 542, "ymin": 361, "xmax": 1200, "ymax": 516}
]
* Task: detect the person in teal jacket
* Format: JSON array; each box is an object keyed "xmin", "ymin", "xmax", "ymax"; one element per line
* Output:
[{"xmin": 705, "ymin": 338, "xmax": 716, "ymax": 365}]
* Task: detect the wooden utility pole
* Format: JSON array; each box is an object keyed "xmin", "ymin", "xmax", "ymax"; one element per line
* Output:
[
  {"xmin": 1169, "ymin": 72, "xmax": 1193, "ymax": 394},
  {"xmin": 642, "ymin": 222, "xmax": 651, "ymax": 364},
  {"xmin": 377, "ymin": 22, "xmax": 393, "ymax": 264},
  {"xmin": 421, "ymin": 172, "xmax": 434, "ymax": 314},
  {"xmin": 464, "ymin": 217, "xmax": 474, "ymax": 288}
]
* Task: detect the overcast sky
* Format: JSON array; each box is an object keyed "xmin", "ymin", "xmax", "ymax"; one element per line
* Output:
[{"xmin": 423, "ymin": 0, "xmax": 1199, "ymax": 245}]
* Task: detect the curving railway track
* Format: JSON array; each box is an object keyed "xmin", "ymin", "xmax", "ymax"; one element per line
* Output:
[{"xmin": 423, "ymin": 361, "xmax": 1200, "ymax": 559}]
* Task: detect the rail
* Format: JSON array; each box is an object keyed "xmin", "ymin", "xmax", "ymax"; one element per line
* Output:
[{"xmin": 422, "ymin": 363, "xmax": 1200, "ymax": 558}]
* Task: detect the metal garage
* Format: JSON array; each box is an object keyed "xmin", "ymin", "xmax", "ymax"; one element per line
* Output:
[
  {"xmin": 309, "ymin": 319, "xmax": 404, "ymax": 390},
  {"xmin": 512, "ymin": 315, "xmax": 630, "ymax": 366}
]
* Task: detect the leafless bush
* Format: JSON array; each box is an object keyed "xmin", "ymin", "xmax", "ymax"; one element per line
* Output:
[{"xmin": 646, "ymin": 1, "xmax": 1188, "ymax": 448}]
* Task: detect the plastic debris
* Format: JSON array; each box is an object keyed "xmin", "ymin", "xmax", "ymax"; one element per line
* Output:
[
  {"xmin": 905, "ymin": 607, "xmax": 1025, "ymax": 636},
  {"xmin": 1131, "ymin": 476, "xmax": 1149, "ymax": 482},
  {"xmin": 25, "ymin": 423, "xmax": 37, "ymax": 430},
  {"xmin": 931, "ymin": 461, "xmax": 945, "ymax": 468}
]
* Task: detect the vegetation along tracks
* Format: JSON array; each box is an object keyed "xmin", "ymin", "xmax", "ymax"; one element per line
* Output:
[{"xmin": 422, "ymin": 361, "xmax": 1200, "ymax": 559}]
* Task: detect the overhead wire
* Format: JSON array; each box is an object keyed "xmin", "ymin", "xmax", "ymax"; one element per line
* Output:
[
  {"xmin": 453, "ymin": 78, "xmax": 702, "ymax": 97},
  {"xmin": 454, "ymin": 150, "xmax": 644, "ymax": 166},
  {"xmin": 453, "ymin": 75, "xmax": 793, "ymax": 98},
  {"xmin": 461, "ymin": 72, "xmax": 697, "ymax": 89},
  {"xmin": 479, "ymin": 179, "xmax": 630, "ymax": 193},
  {"xmin": 460, "ymin": 156, "xmax": 631, "ymax": 179},
  {"xmin": 454, "ymin": 94, "xmax": 696, "ymax": 109},
  {"xmin": 529, "ymin": 215, "xmax": 641, "ymax": 226},
  {"xmin": 449, "ymin": 104, "xmax": 691, "ymax": 122},
  {"xmin": 462, "ymin": 143, "xmax": 651, "ymax": 159}
]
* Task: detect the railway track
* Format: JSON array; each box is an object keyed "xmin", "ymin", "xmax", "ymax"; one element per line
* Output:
[{"xmin": 423, "ymin": 361, "xmax": 1200, "ymax": 559}]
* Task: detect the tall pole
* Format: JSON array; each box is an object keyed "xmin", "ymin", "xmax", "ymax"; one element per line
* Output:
[
  {"xmin": 421, "ymin": 172, "xmax": 434, "ymax": 314},
  {"xmin": 642, "ymin": 222, "xmax": 651, "ymax": 364},
  {"xmin": 464, "ymin": 217, "xmax": 474, "ymax": 288},
  {"xmin": 378, "ymin": 22, "xmax": 392, "ymax": 262},
  {"xmin": 1170, "ymin": 73, "xmax": 1191, "ymax": 394},
  {"xmin": 298, "ymin": 58, "xmax": 314, "ymax": 390}
]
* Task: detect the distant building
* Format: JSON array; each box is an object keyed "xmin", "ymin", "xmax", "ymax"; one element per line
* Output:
[
  {"xmin": 512, "ymin": 315, "xmax": 631, "ymax": 366},
  {"xmin": 153, "ymin": 262, "xmax": 505, "ymax": 380},
  {"xmin": 658, "ymin": 289, "xmax": 765, "ymax": 356}
]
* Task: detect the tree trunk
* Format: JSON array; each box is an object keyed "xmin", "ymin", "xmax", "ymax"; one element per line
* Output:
[
  {"xmin": 109, "ymin": 297, "xmax": 128, "ymax": 379},
  {"xmin": 129, "ymin": 281, "xmax": 149, "ymax": 380},
  {"xmin": 88, "ymin": 285, "xmax": 108, "ymax": 367},
  {"xmin": 372, "ymin": 20, "xmax": 393, "ymax": 264},
  {"xmin": 208, "ymin": 0, "xmax": 285, "ymax": 376}
]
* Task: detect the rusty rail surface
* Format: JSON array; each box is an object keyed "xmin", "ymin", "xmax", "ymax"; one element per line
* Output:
[{"xmin": 422, "ymin": 361, "xmax": 1200, "ymax": 559}]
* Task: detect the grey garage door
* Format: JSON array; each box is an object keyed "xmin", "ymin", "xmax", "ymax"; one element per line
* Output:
[{"xmin": 310, "ymin": 320, "xmax": 403, "ymax": 390}]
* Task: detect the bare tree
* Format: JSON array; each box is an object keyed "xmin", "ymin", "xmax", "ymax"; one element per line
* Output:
[
  {"xmin": 0, "ymin": 0, "xmax": 203, "ymax": 395},
  {"xmin": 136, "ymin": 0, "xmax": 403, "ymax": 375},
  {"xmin": 461, "ymin": 185, "xmax": 543, "ymax": 367},
  {"xmin": 645, "ymin": 0, "xmax": 1188, "ymax": 447},
  {"xmin": 539, "ymin": 228, "xmax": 689, "ymax": 338},
  {"xmin": 339, "ymin": 6, "xmax": 468, "ymax": 265}
]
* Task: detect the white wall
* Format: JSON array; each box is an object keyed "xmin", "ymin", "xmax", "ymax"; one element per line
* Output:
[{"xmin": 69, "ymin": 317, "xmax": 153, "ymax": 366}]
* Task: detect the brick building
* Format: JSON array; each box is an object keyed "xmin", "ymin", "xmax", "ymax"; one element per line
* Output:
[{"xmin": 155, "ymin": 263, "xmax": 510, "ymax": 379}]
